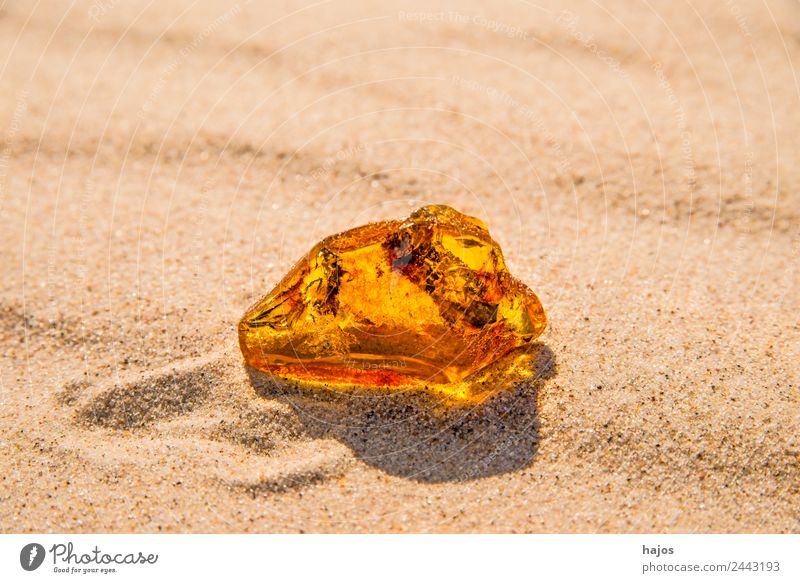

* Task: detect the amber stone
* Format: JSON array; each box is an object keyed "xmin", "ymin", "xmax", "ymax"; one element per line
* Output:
[{"xmin": 239, "ymin": 205, "xmax": 546, "ymax": 395}]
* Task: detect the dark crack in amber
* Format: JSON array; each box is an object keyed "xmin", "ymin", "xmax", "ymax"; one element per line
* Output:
[{"xmin": 239, "ymin": 205, "xmax": 546, "ymax": 401}]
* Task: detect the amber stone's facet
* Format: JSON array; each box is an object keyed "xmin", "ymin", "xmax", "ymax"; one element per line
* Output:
[{"xmin": 239, "ymin": 205, "xmax": 546, "ymax": 393}]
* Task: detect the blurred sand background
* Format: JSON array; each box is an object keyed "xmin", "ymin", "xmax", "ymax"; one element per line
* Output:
[{"xmin": 1, "ymin": 0, "xmax": 798, "ymax": 532}]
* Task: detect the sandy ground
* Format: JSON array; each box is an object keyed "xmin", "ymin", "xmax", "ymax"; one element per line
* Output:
[{"xmin": 1, "ymin": 0, "xmax": 798, "ymax": 533}]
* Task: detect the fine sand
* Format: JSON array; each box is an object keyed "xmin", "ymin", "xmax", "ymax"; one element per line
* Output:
[{"xmin": 1, "ymin": 0, "xmax": 798, "ymax": 532}]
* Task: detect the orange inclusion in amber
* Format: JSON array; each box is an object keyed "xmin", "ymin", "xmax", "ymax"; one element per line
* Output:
[{"xmin": 238, "ymin": 205, "xmax": 546, "ymax": 387}]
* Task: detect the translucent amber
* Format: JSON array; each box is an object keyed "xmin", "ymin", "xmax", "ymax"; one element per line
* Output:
[{"xmin": 239, "ymin": 205, "xmax": 546, "ymax": 396}]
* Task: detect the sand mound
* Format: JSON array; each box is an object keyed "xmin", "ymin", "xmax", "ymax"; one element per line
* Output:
[{"xmin": 75, "ymin": 355, "xmax": 222, "ymax": 430}]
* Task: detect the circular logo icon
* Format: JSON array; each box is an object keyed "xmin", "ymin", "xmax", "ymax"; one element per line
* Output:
[{"xmin": 20, "ymin": 543, "xmax": 46, "ymax": 571}]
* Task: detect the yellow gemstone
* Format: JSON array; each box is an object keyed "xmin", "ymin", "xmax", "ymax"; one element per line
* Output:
[{"xmin": 239, "ymin": 205, "xmax": 546, "ymax": 398}]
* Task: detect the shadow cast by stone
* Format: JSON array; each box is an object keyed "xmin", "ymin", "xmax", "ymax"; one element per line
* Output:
[{"xmin": 246, "ymin": 344, "xmax": 556, "ymax": 483}]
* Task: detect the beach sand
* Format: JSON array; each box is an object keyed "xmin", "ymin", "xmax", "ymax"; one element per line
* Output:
[{"xmin": 1, "ymin": 0, "xmax": 798, "ymax": 532}]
